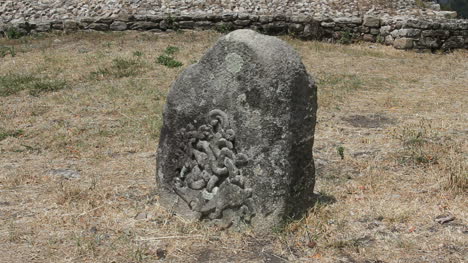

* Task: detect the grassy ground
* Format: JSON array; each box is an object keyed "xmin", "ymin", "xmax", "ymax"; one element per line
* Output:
[{"xmin": 0, "ymin": 30, "xmax": 466, "ymax": 263}]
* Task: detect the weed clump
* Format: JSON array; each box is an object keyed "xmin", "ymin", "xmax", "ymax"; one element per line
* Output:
[
  {"xmin": 164, "ymin": 46, "xmax": 179, "ymax": 55},
  {"xmin": 164, "ymin": 15, "xmax": 179, "ymax": 31},
  {"xmin": 317, "ymin": 73, "xmax": 363, "ymax": 91},
  {"xmin": 392, "ymin": 119, "xmax": 467, "ymax": 192},
  {"xmin": 215, "ymin": 23, "xmax": 234, "ymax": 34},
  {"xmin": 5, "ymin": 27, "xmax": 25, "ymax": 39},
  {"xmin": 91, "ymin": 57, "xmax": 145, "ymax": 79},
  {"xmin": 0, "ymin": 74, "xmax": 67, "ymax": 97},
  {"xmin": 0, "ymin": 128, "xmax": 24, "ymax": 141},
  {"xmin": 392, "ymin": 119, "xmax": 440, "ymax": 165},
  {"xmin": 337, "ymin": 146, "xmax": 345, "ymax": 160},
  {"xmin": 0, "ymin": 46, "xmax": 16, "ymax": 58},
  {"xmin": 132, "ymin": 50, "xmax": 144, "ymax": 57},
  {"xmin": 338, "ymin": 31, "xmax": 353, "ymax": 45},
  {"xmin": 29, "ymin": 79, "xmax": 67, "ymax": 96},
  {"xmin": 156, "ymin": 55, "xmax": 183, "ymax": 68},
  {"xmin": 156, "ymin": 46, "xmax": 183, "ymax": 68},
  {"xmin": 0, "ymin": 74, "xmax": 37, "ymax": 96}
]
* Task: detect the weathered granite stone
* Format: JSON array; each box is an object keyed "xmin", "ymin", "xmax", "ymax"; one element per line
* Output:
[
  {"xmin": 80, "ymin": 17, "xmax": 96, "ymax": 25},
  {"xmin": 64, "ymin": 20, "xmax": 79, "ymax": 31},
  {"xmin": 87, "ymin": 23, "xmax": 109, "ymax": 31},
  {"xmin": 380, "ymin": 25, "xmax": 392, "ymax": 36},
  {"xmin": 110, "ymin": 21, "xmax": 127, "ymax": 31},
  {"xmin": 288, "ymin": 23, "xmax": 304, "ymax": 35},
  {"xmin": 404, "ymin": 19, "xmax": 431, "ymax": 29},
  {"xmin": 394, "ymin": 37, "xmax": 414, "ymax": 49},
  {"xmin": 442, "ymin": 36, "xmax": 464, "ymax": 49},
  {"xmin": 259, "ymin": 15, "xmax": 273, "ymax": 24},
  {"xmin": 303, "ymin": 21, "xmax": 323, "ymax": 40},
  {"xmin": 159, "ymin": 20, "xmax": 168, "ymax": 30},
  {"xmin": 156, "ymin": 29, "xmax": 317, "ymax": 232},
  {"xmin": 419, "ymin": 37, "xmax": 440, "ymax": 48},
  {"xmin": 360, "ymin": 26, "xmax": 370, "ymax": 33},
  {"xmin": 147, "ymin": 15, "xmax": 164, "ymax": 23},
  {"xmin": 130, "ymin": 21, "xmax": 158, "ymax": 30},
  {"xmin": 51, "ymin": 22, "xmax": 64, "ymax": 30},
  {"xmin": 321, "ymin": 22, "xmax": 335, "ymax": 28},
  {"xmin": 398, "ymin": 28, "xmax": 421, "ymax": 38},
  {"xmin": 178, "ymin": 20, "xmax": 195, "ymax": 29},
  {"xmin": 234, "ymin": 20, "xmax": 251, "ymax": 26},
  {"xmin": 262, "ymin": 22, "xmax": 288, "ymax": 35},
  {"xmin": 290, "ymin": 15, "xmax": 312, "ymax": 23},
  {"xmin": 334, "ymin": 17, "xmax": 362, "ymax": 24},
  {"xmin": 363, "ymin": 34, "xmax": 375, "ymax": 42},
  {"xmin": 35, "ymin": 21, "xmax": 51, "ymax": 32},
  {"xmin": 370, "ymin": 28, "xmax": 379, "ymax": 35},
  {"xmin": 435, "ymin": 11, "xmax": 458, "ymax": 19},
  {"xmin": 422, "ymin": 30, "xmax": 450, "ymax": 38},
  {"xmin": 363, "ymin": 16, "xmax": 380, "ymax": 28},
  {"xmin": 222, "ymin": 14, "xmax": 236, "ymax": 22},
  {"xmin": 194, "ymin": 21, "xmax": 213, "ymax": 29},
  {"xmin": 385, "ymin": 35, "xmax": 395, "ymax": 45}
]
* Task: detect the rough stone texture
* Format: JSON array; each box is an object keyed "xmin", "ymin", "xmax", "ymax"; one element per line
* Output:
[
  {"xmin": 442, "ymin": 36, "xmax": 465, "ymax": 49},
  {"xmin": 0, "ymin": 0, "xmax": 450, "ymax": 25},
  {"xmin": 394, "ymin": 37, "xmax": 414, "ymax": 49},
  {"xmin": 87, "ymin": 22, "xmax": 108, "ymax": 31},
  {"xmin": 363, "ymin": 16, "xmax": 381, "ymax": 28},
  {"xmin": 0, "ymin": 2, "xmax": 466, "ymax": 51},
  {"xmin": 110, "ymin": 21, "xmax": 127, "ymax": 31},
  {"xmin": 418, "ymin": 37, "xmax": 440, "ymax": 48},
  {"xmin": 156, "ymin": 29, "xmax": 317, "ymax": 232}
]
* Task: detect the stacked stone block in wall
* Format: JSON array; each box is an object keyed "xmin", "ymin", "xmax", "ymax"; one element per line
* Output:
[{"xmin": 1, "ymin": 14, "xmax": 467, "ymax": 50}]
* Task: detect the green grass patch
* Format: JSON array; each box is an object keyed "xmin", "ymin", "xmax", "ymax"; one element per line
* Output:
[
  {"xmin": 0, "ymin": 74, "xmax": 67, "ymax": 97},
  {"xmin": 317, "ymin": 73, "xmax": 363, "ymax": 91},
  {"xmin": 90, "ymin": 57, "xmax": 145, "ymax": 79},
  {"xmin": 163, "ymin": 46, "xmax": 180, "ymax": 55},
  {"xmin": 316, "ymin": 73, "xmax": 364, "ymax": 108},
  {"xmin": 0, "ymin": 129, "xmax": 24, "ymax": 141},
  {"xmin": 156, "ymin": 55, "xmax": 183, "ymax": 68},
  {"xmin": 4, "ymin": 27, "xmax": 25, "ymax": 39},
  {"xmin": 0, "ymin": 74, "xmax": 38, "ymax": 96},
  {"xmin": 392, "ymin": 119, "xmax": 442, "ymax": 166},
  {"xmin": 0, "ymin": 46, "xmax": 16, "ymax": 58},
  {"xmin": 156, "ymin": 46, "xmax": 183, "ymax": 68},
  {"xmin": 29, "ymin": 79, "xmax": 67, "ymax": 96},
  {"xmin": 215, "ymin": 23, "xmax": 235, "ymax": 34},
  {"xmin": 132, "ymin": 50, "xmax": 144, "ymax": 57},
  {"xmin": 338, "ymin": 31, "xmax": 353, "ymax": 45}
]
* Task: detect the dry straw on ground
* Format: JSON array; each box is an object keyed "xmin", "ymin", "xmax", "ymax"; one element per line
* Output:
[{"xmin": 0, "ymin": 30, "xmax": 467, "ymax": 262}]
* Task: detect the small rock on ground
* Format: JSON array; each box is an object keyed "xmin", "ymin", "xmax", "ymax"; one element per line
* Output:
[{"xmin": 48, "ymin": 169, "xmax": 81, "ymax": 179}]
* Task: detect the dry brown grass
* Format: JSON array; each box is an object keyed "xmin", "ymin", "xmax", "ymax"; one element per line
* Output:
[{"xmin": 0, "ymin": 30, "xmax": 467, "ymax": 263}]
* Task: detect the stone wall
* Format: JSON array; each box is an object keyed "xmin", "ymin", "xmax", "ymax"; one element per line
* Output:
[
  {"xmin": 1, "ymin": 0, "xmax": 467, "ymax": 50},
  {"xmin": 0, "ymin": 0, "xmax": 449, "ymax": 24},
  {"xmin": 1, "ymin": 13, "xmax": 467, "ymax": 50}
]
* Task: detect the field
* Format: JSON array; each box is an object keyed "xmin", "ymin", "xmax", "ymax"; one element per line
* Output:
[{"xmin": 0, "ymin": 30, "xmax": 466, "ymax": 262}]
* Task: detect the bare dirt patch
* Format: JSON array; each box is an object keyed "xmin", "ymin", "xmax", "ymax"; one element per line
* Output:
[
  {"xmin": 0, "ymin": 31, "xmax": 467, "ymax": 262},
  {"xmin": 342, "ymin": 114, "xmax": 395, "ymax": 128}
]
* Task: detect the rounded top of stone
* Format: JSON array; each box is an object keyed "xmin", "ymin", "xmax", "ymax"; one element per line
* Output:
[{"xmin": 221, "ymin": 29, "xmax": 302, "ymax": 68}]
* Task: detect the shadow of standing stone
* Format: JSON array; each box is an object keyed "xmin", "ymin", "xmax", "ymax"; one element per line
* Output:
[{"xmin": 156, "ymin": 29, "xmax": 317, "ymax": 232}]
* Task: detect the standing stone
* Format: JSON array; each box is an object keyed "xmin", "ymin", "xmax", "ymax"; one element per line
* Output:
[{"xmin": 156, "ymin": 29, "xmax": 317, "ymax": 232}]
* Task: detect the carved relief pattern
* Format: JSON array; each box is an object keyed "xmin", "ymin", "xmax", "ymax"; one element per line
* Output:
[{"xmin": 173, "ymin": 110, "xmax": 254, "ymax": 223}]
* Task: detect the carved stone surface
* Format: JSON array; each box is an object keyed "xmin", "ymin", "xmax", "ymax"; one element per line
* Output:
[
  {"xmin": 173, "ymin": 109, "xmax": 254, "ymax": 222},
  {"xmin": 156, "ymin": 29, "xmax": 317, "ymax": 232}
]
